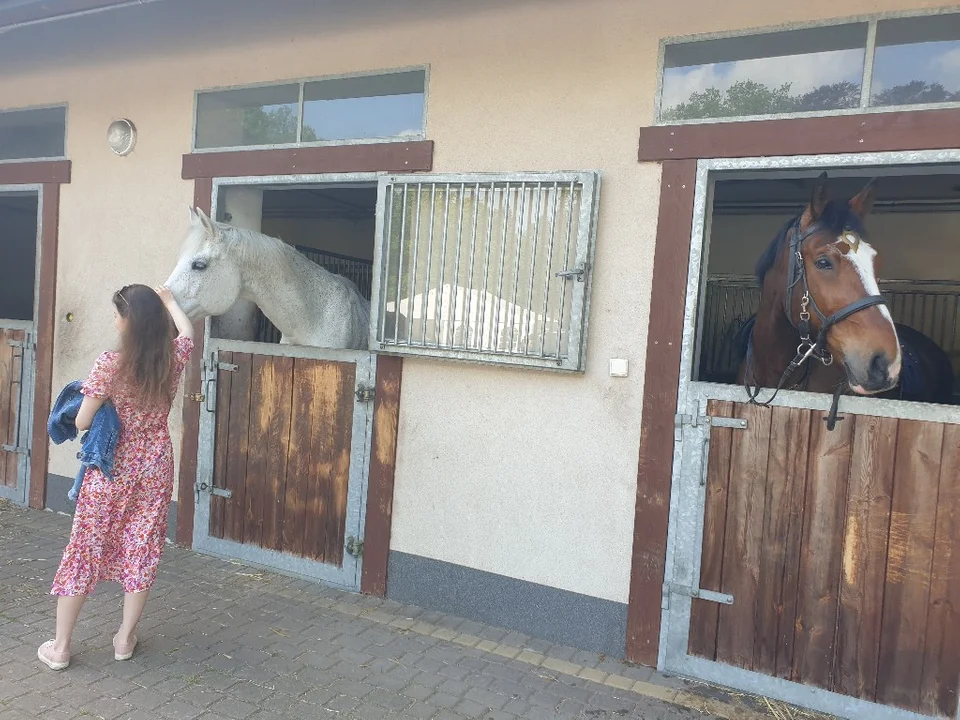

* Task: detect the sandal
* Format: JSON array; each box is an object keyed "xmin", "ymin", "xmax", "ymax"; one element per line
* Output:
[
  {"xmin": 113, "ymin": 634, "xmax": 138, "ymax": 661},
  {"xmin": 37, "ymin": 641, "xmax": 70, "ymax": 671}
]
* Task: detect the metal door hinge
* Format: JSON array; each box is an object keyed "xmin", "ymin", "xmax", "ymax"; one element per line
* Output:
[
  {"xmin": 674, "ymin": 412, "xmax": 747, "ymax": 442},
  {"xmin": 355, "ymin": 386, "xmax": 375, "ymax": 403},
  {"xmin": 663, "ymin": 581, "xmax": 733, "ymax": 607},
  {"xmin": 345, "ymin": 535, "xmax": 363, "ymax": 558},
  {"xmin": 1, "ymin": 444, "xmax": 28, "ymax": 455}
]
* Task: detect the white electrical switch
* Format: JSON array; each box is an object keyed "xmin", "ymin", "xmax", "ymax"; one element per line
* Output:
[{"xmin": 609, "ymin": 358, "xmax": 629, "ymax": 377}]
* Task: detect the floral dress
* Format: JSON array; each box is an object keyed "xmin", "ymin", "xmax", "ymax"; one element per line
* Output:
[{"xmin": 51, "ymin": 336, "xmax": 194, "ymax": 596}]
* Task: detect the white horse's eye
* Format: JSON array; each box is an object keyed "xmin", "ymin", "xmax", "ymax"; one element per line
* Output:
[{"xmin": 191, "ymin": 260, "xmax": 207, "ymax": 271}]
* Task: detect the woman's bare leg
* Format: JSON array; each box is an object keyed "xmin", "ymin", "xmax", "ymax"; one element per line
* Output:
[
  {"xmin": 52, "ymin": 595, "xmax": 86, "ymax": 654},
  {"xmin": 116, "ymin": 590, "xmax": 149, "ymax": 648}
]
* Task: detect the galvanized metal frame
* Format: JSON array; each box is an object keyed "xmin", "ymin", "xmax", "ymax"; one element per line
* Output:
[
  {"xmin": 191, "ymin": 175, "xmax": 381, "ymax": 591},
  {"xmin": 653, "ymin": 5, "xmax": 960, "ymax": 125},
  {"xmin": 0, "ymin": 184, "xmax": 42, "ymax": 506},
  {"xmin": 190, "ymin": 65, "xmax": 430, "ymax": 154},
  {"xmin": 370, "ymin": 171, "xmax": 601, "ymax": 373},
  {"xmin": 0, "ymin": 102, "xmax": 69, "ymax": 164},
  {"xmin": 659, "ymin": 149, "xmax": 960, "ymax": 720}
]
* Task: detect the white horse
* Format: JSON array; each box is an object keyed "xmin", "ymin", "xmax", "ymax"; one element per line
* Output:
[{"xmin": 165, "ymin": 207, "xmax": 370, "ymax": 350}]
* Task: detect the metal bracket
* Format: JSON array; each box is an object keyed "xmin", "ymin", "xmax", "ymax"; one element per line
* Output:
[
  {"xmin": 187, "ymin": 392, "xmax": 205, "ymax": 403},
  {"xmin": 345, "ymin": 535, "xmax": 364, "ymax": 558},
  {"xmin": 218, "ymin": 362, "xmax": 238, "ymax": 372},
  {"xmin": 674, "ymin": 413, "xmax": 748, "ymax": 442},
  {"xmin": 555, "ymin": 264, "xmax": 587, "ymax": 282},
  {"xmin": 1, "ymin": 444, "xmax": 28, "ymax": 455},
  {"xmin": 6, "ymin": 338, "xmax": 35, "ymax": 350},
  {"xmin": 664, "ymin": 581, "xmax": 734, "ymax": 606},
  {"xmin": 355, "ymin": 386, "xmax": 375, "ymax": 403},
  {"xmin": 195, "ymin": 481, "xmax": 232, "ymax": 498}
]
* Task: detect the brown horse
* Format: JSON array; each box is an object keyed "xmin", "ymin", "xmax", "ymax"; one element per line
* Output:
[{"xmin": 737, "ymin": 174, "xmax": 902, "ymax": 403}]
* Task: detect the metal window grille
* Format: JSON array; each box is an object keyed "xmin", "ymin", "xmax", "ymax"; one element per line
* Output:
[
  {"xmin": 255, "ymin": 247, "xmax": 373, "ymax": 344},
  {"xmin": 698, "ymin": 275, "xmax": 960, "ymax": 383},
  {"xmin": 371, "ymin": 172, "xmax": 600, "ymax": 371}
]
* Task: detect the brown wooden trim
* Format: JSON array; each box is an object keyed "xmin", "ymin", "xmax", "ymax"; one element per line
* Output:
[
  {"xmin": 0, "ymin": 161, "xmax": 71, "ymax": 186},
  {"xmin": 174, "ymin": 177, "xmax": 212, "ymax": 547},
  {"xmin": 638, "ymin": 108, "xmax": 960, "ymax": 162},
  {"xmin": 625, "ymin": 160, "xmax": 698, "ymax": 666},
  {"xmin": 182, "ymin": 141, "xmax": 434, "ymax": 180},
  {"xmin": 361, "ymin": 354, "xmax": 403, "ymax": 596},
  {"xmin": 28, "ymin": 182, "xmax": 61, "ymax": 510}
]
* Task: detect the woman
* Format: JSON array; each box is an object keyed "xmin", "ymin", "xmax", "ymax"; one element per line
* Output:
[{"xmin": 38, "ymin": 284, "xmax": 194, "ymax": 670}]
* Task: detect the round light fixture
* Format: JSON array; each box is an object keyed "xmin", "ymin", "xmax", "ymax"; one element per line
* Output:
[{"xmin": 107, "ymin": 118, "xmax": 137, "ymax": 156}]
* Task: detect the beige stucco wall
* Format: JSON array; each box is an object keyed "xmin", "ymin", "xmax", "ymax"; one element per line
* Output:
[{"xmin": 0, "ymin": 0, "xmax": 951, "ymax": 604}]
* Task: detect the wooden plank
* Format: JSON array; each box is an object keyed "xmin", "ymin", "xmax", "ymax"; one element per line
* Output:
[
  {"xmin": 182, "ymin": 141, "xmax": 434, "ymax": 179},
  {"xmin": 324, "ymin": 362, "xmax": 357, "ymax": 566},
  {"xmin": 243, "ymin": 355, "xmax": 271, "ymax": 548},
  {"xmin": 715, "ymin": 403, "xmax": 772, "ymax": 670},
  {"xmin": 755, "ymin": 407, "xmax": 812, "ymax": 676},
  {"xmin": 223, "ymin": 353, "xmax": 253, "ymax": 544},
  {"xmin": 920, "ymin": 423, "xmax": 960, "ymax": 718},
  {"xmin": 29, "ymin": 182, "xmax": 61, "ymax": 511},
  {"xmin": 175, "ymin": 177, "xmax": 212, "ymax": 545},
  {"xmin": 792, "ymin": 415, "xmax": 853, "ymax": 687},
  {"xmin": 0, "ymin": 330, "xmax": 12, "ymax": 488},
  {"xmin": 877, "ymin": 420, "xmax": 944, "ymax": 711},
  {"xmin": 0, "ymin": 161, "xmax": 70, "ymax": 186},
  {"xmin": 834, "ymin": 415, "xmax": 897, "ymax": 701},
  {"xmin": 625, "ymin": 159, "xmax": 698, "ymax": 666},
  {"xmin": 361, "ymin": 355, "xmax": 404, "ymax": 596},
  {"xmin": 282, "ymin": 358, "xmax": 317, "ymax": 557},
  {"xmin": 258, "ymin": 356, "xmax": 295, "ymax": 552},
  {"xmin": 638, "ymin": 108, "xmax": 960, "ymax": 162},
  {"xmin": 774, "ymin": 410, "xmax": 814, "ymax": 680},
  {"xmin": 208, "ymin": 351, "xmax": 233, "ymax": 540},
  {"xmin": 688, "ymin": 400, "xmax": 734, "ymax": 660}
]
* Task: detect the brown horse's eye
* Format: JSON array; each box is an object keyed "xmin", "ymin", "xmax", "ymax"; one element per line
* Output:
[{"xmin": 814, "ymin": 257, "xmax": 833, "ymax": 271}]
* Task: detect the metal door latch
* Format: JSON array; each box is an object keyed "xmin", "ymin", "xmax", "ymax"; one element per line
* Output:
[
  {"xmin": 555, "ymin": 264, "xmax": 587, "ymax": 282},
  {"xmin": 195, "ymin": 481, "xmax": 232, "ymax": 499},
  {"xmin": 345, "ymin": 535, "xmax": 363, "ymax": 557},
  {"xmin": 674, "ymin": 413, "xmax": 748, "ymax": 442},
  {"xmin": 663, "ymin": 581, "xmax": 734, "ymax": 607},
  {"xmin": 355, "ymin": 386, "xmax": 375, "ymax": 403}
]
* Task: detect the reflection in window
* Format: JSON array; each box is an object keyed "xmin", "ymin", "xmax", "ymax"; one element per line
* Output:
[
  {"xmin": 302, "ymin": 71, "xmax": 425, "ymax": 141},
  {"xmin": 195, "ymin": 85, "xmax": 300, "ymax": 149},
  {"xmin": 871, "ymin": 15, "xmax": 960, "ymax": 107},
  {"xmin": 0, "ymin": 106, "xmax": 66, "ymax": 160},
  {"xmin": 661, "ymin": 24, "xmax": 867, "ymax": 121}
]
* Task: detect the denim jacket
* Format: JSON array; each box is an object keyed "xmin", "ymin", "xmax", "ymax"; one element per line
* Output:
[{"xmin": 48, "ymin": 381, "xmax": 121, "ymax": 480}]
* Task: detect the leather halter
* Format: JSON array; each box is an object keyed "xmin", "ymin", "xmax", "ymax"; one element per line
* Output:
[{"xmin": 744, "ymin": 216, "xmax": 888, "ymax": 408}]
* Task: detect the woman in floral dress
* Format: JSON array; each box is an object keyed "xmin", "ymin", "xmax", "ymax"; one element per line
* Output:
[{"xmin": 38, "ymin": 284, "xmax": 194, "ymax": 670}]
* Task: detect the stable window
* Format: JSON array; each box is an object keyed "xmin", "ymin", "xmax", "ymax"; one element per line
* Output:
[
  {"xmin": 0, "ymin": 106, "xmax": 66, "ymax": 161},
  {"xmin": 194, "ymin": 69, "xmax": 426, "ymax": 150},
  {"xmin": 658, "ymin": 10, "xmax": 960, "ymax": 123},
  {"xmin": 371, "ymin": 172, "xmax": 600, "ymax": 372}
]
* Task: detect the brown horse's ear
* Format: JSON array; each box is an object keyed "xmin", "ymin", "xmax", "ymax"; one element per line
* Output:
[
  {"xmin": 849, "ymin": 178, "xmax": 877, "ymax": 218},
  {"xmin": 800, "ymin": 172, "xmax": 829, "ymax": 229}
]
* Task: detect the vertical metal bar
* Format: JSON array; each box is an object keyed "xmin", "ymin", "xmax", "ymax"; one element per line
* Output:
[
  {"xmin": 393, "ymin": 185, "xmax": 409, "ymax": 345},
  {"xmin": 539, "ymin": 182, "xmax": 560, "ymax": 357},
  {"xmin": 436, "ymin": 183, "xmax": 451, "ymax": 348},
  {"xmin": 952, "ymin": 293, "xmax": 959, "ymax": 359},
  {"xmin": 296, "ymin": 83, "xmax": 306, "ymax": 143},
  {"xmin": 859, "ymin": 20, "xmax": 878, "ymax": 109},
  {"xmin": 553, "ymin": 182, "xmax": 577, "ymax": 361},
  {"xmin": 421, "ymin": 185, "xmax": 437, "ymax": 346},
  {"xmin": 492, "ymin": 183, "xmax": 512, "ymax": 353},
  {"xmin": 448, "ymin": 183, "xmax": 466, "ymax": 349},
  {"xmin": 406, "ymin": 184, "xmax": 423, "ymax": 345},
  {"xmin": 507, "ymin": 183, "xmax": 528, "ymax": 353},
  {"xmin": 478, "ymin": 182, "xmax": 496, "ymax": 352},
  {"xmin": 522, "ymin": 183, "xmax": 543, "ymax": 355},
  {"xmin": 462, "ymin": 183, "xmax": 481, "ymax": 350},
  {"xmin": 378, "ymin": 187, "xmax": 394, "ymax": 344}
]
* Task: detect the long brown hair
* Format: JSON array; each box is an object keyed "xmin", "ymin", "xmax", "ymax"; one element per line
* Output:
[{"xmin": 113, "ymin": 284, "xmax": 176, "ymax": 408}]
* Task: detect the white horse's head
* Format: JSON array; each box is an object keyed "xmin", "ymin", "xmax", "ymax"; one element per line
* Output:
[{"xmin": 165, "ymin": 207, "xmax": 243, "ymax": 320}]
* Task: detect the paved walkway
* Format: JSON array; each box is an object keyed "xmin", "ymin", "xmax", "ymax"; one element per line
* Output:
[{"xmin": 0, "ymin": 502, "xmax": 805, "ymax": 720}]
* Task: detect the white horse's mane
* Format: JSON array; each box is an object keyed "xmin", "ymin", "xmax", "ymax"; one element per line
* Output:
[{"xmin": 182, "ymin": 222, "xmax": 305, "ymax": 278}]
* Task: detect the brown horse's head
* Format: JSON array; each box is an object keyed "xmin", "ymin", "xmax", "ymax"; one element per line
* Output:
[{"xmin": 779, "ymin": 175, "xmax": 901, "ymax": 394}]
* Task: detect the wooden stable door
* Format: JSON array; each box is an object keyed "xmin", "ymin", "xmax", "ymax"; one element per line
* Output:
[
  {"xmin": 0, "ymin": 327, "xmax": 27, "ymax": 498},
  {"xmin": 195, "ymin": 345, "xmax": 374, "ymax": 589},
  {"xmin": 689, "ymin": 401, "xmax": 960, "ymax": 718}
]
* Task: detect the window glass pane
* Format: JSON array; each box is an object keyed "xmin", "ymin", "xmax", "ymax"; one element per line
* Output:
[
  {"xmin": 302, "ymin": 70, "xmax": 425, "ymax": 141},
  {"xmin": 0, "ymin": 106, "xmax": 66, "ymax": 160},
  {"xmin": 195, "ymin": 84, "xmax": 300, "ymax": 149},
  {"xmin": 661, "ymin": 24, "xmax": 867, "ymax": 121},
  {"xmin": 378, "ymin": 178, "xmax": 590, "ymax": 368},
  {"xmin": 871, "ymin": 14, "xmax": 960, "ymax": 107}
]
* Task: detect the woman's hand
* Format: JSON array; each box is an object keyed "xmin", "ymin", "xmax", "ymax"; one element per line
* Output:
[{"xmin": 154, "ymin": 285, "xmax": 175, "ymax": 307}]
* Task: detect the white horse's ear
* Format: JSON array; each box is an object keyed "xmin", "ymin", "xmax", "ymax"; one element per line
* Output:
[{"xmin": 194, "ymin": 207, "xmax": 219, "ymax": 238}]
